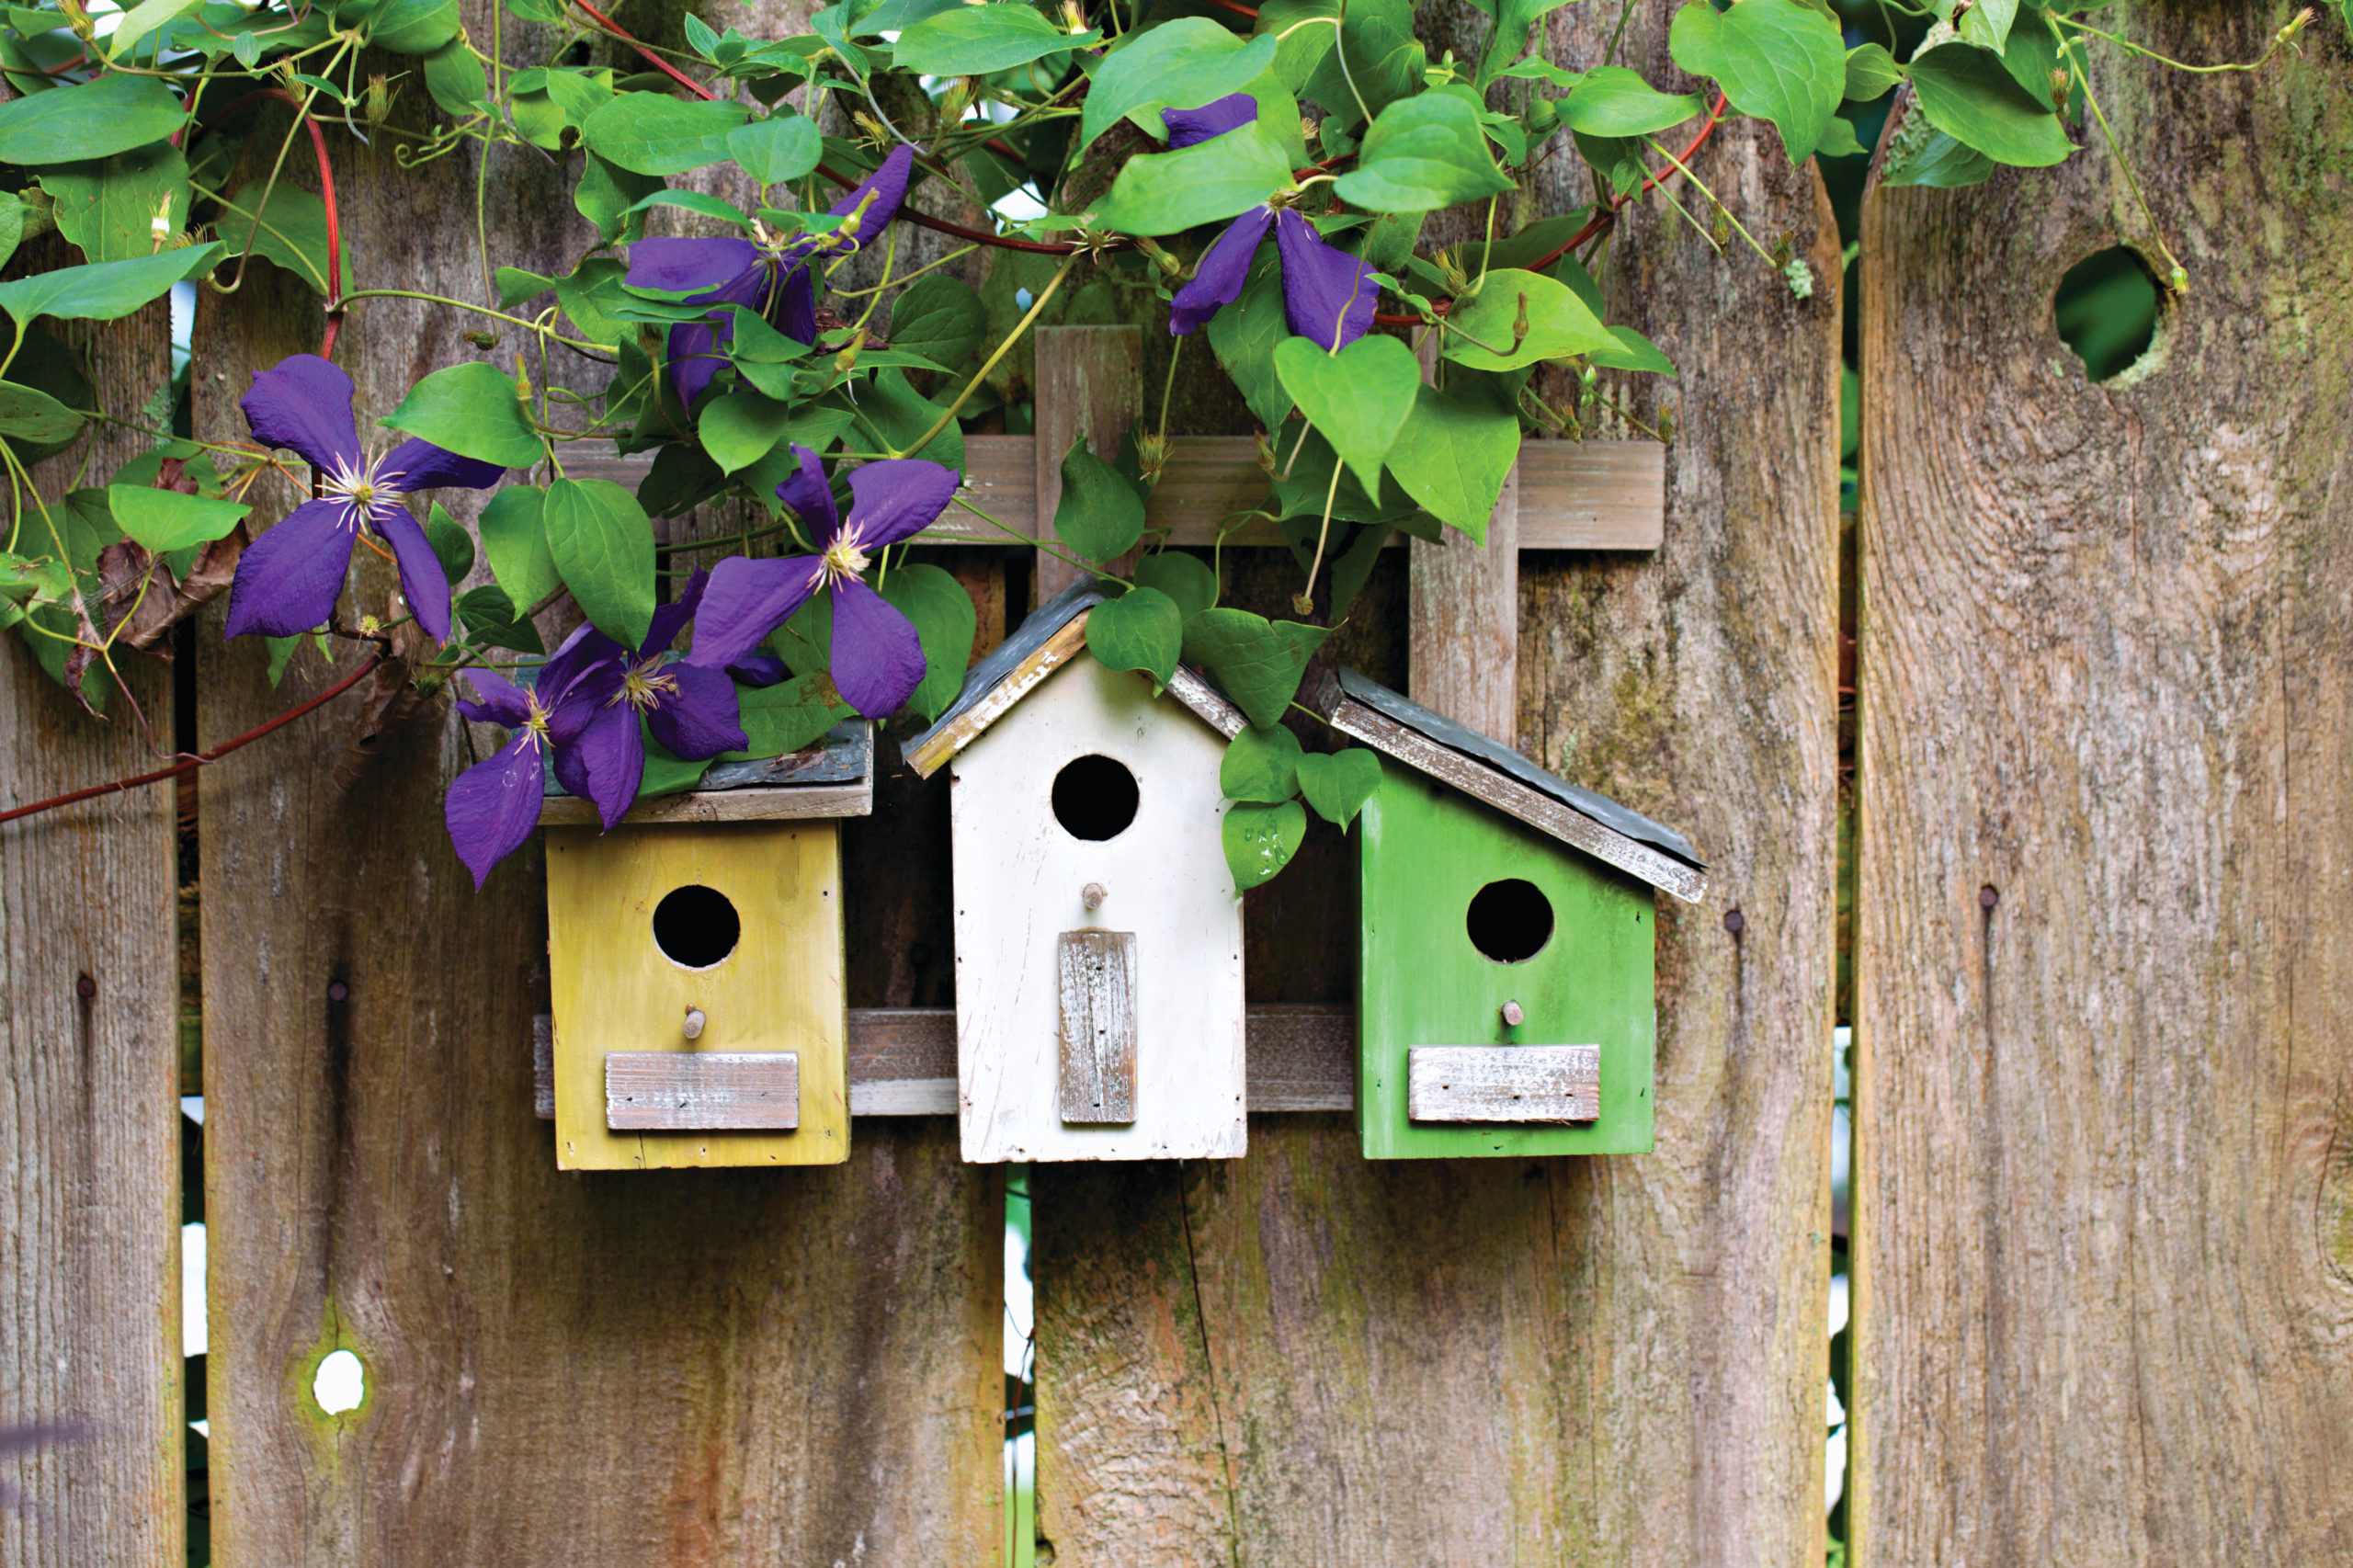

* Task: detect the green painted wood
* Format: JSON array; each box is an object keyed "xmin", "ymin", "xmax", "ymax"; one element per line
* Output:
[{"xmin": 1358, "ymin": 771, "xmax": 1654, "ymax": 1159}]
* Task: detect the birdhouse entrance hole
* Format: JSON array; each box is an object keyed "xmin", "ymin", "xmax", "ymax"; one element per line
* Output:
[
  {"xmin": 1467, "ymin": 879, "xmax": 1554, "ymax": 963},
  {"xmin": 653, "ymin": 884, "xmax": 741, "ymax": 969},
  {"xmin": 1051, "ymin": 754, "xmax": 1140, "ymax": 841}
]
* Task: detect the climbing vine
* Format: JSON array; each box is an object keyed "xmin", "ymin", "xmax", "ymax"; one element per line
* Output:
[{"xmin": 0, "ymin": 0, "xmax": 2320, "ymax": 884}]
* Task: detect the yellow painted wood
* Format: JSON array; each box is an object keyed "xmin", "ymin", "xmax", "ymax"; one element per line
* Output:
[{"xmin": 547, "ymin": 821, "xmax": 847, "ymax": 1168}]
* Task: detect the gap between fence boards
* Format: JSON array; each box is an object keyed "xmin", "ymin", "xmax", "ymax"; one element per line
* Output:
[{"xmin": 531, "ymin": 1004, "xmax": 1353, "ymax": 1118}]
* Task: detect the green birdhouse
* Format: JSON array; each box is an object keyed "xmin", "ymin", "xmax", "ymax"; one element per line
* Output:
[{"xmin": 1311, "ymin": 671, "xmax": 1708, "ymax": 1160}]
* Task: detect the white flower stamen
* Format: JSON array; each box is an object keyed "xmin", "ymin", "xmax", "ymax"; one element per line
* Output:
[
  {"xmin": 320, "ymin": 450, "xmax": 407, "ymax": 530},
  {"xmin": 821, "ymin": 526, "xmax": 870, "ymax": 585}
]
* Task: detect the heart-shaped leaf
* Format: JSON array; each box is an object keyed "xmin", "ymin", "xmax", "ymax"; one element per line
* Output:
[
  {"xmin": 1220, "ymin": 722, "xmax": 1302, "ymax": 802},
  {"xmin": 1272, "ymin": 333, "xmax": 1419, "ymax": 494},
  {"xmin": 1132, "ymin": 551, "xmax": 1219, "ymax": 621},
  {"xmin": 1295, "ymin": 746, "xmax": 1381, "ymax": 830},
  {"xmin": 1053, "ymin": 437, "xmax": 1145, "ymax": 562},
  {"xmin": 543, "ymin": 477, "xmax": 654, "ymax": 647},
  {"xmin": 381, "ymin": 361, "xmax": 541, "ymax": 470},
  {"xmin": 1384, "ymin": 381, "xmax": 1518, "ymax": 542},
  {"xmin": 1332, "ymin": 91, "xmax": 1516, "ymax": 212},
  {"xmin": 878, "ymin": 562, "xmax": 977, "ymax": 723},
  {"xmin": 1087, "ymin": 585, "xmax": 1183, "ymax": 689},
  {"xmin": 1668, "ymin": 0, "xmax": 1845, "ymax": 164},
  {"xmin": 108, "ymin": 485, "xmax": 248, "ymax": 553},
  {"xmin": 1180, "ymin": 607, "xmax": 1328, "ymax": 728},
  {"xmin": 1222, "ymin": 799, "xmax": 1306, "ymax": 891}
]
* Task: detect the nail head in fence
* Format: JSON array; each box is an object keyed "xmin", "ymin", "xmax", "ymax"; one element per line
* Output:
[
  {"xmin": 606, "ymin": 1051, "xmax": 801, "ymax": 1131},
  {"xmin": 1407, "ymin": 1045, "xmax": 1601, "ymax": 1123},
  {"xmin": 1058, "ymin": 929, "xmax": 1138, "ymax": 1124}
]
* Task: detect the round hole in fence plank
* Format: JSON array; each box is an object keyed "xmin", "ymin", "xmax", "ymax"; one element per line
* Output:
[
  {"xmin": 1467, "ymin": 878, "xmax": 1553, "ymax": 964},
  {"xmin": 1051, "ymin": 755, "xmax": 1139, "ymax": 841},
  {"xmin": 313, "ymin": 1348, "xmax": 366, "ymax": 1415},
  {"xmin": 653, "ymin": 884, "xmax": 741, "ymax": 970},
  {"xmin": 2055, "ymin": 246, "xmax": 2165, "ymax": 384}
]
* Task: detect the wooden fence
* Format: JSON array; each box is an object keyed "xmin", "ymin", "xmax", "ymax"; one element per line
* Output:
[{"xmin": 0, "ymin": 5, "xmax": 2347, "ymax": 1565}]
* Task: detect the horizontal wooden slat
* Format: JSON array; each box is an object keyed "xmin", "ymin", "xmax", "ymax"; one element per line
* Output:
[
  {"xmin": 1406, "ymin": 1044, "xmax": 1599, "ymax": 1123},
  {"xmin": 560, "ymin": 435, "xmax": 1665, "ymax": 552},
  {"xmin": 605, "ymin": 1050, "xmax": 801, "ymax": 1131},
  {"xmin": 535, "ymin": 1004, "xmax": 1352, "ymax": 1119},
  {"xmin": 540, "ymin": 781, "xmax": 870, "ymax": 826}
]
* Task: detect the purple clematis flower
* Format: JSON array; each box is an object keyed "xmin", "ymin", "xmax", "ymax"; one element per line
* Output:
[
  {"xmin": 626, "ymin": 144, "xmax": 915, "ymax": 409},
  {"xmin": 688, "ymin": 445, "xmax": 958, "ymax": 720},
  {"xmin": 1159, "ymin": 99, "xmax": 1377, "ymax": 352},
  {"xmin": 441, "ymin": 622, "xmax": 608, "ymax": 887},
  {"xmin": 542, "ymin": 569, "xmax": 750, "ymax": 832},
  {"xmin": 224, "ymin": 354, "xmax": 506, "ymax": 643}
]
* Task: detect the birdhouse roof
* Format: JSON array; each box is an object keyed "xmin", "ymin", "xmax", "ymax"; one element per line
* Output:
[
  {"xmin": 1312, "ymin": 668, "xmax": 1708, "ymax": 903},
  {"xmin": 902, "ymin": 582, "xmax": 1245, "ymax": 778},
  {"xmin": 540, "ymin": 718, "xmax": 874, "ymax": 826}
]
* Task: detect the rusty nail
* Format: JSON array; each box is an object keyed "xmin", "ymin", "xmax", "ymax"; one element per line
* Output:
[
  {"xmin": 1979, "ymin": 885, "xmax": 2000, "ymax": 910},
  {"xmin": 327, "ymin": 981, "xmax": 348, "ymax": 1003},
  {"xmin": 74, "ymin": 973, "xmax": 96, "ymax": 1000},
  {"xmin": 1722, "ymin": 908, "xmax": 1745, "ymax": 935},
  {"xmin": 1501, "ymin": 1000, "xmax": 1524, "ymax": 1028}
]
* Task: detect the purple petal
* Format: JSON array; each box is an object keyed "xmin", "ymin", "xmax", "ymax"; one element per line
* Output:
[
  {"xmin": 444, "ymin": 731, "xmax": 546, "ymax": 889},
  {"xmin": 767, "ymin": 263, "xmax": 818, "ymax": 346},
  {"xmin": 828, "ymin": 575, "xmax": 926, "ymax": 719},
  {"xmin": 829, "ymin": 143, "xmax": 914, "ymax": 234},
  {"xmin": 645, "ymin": 661, "xmax": 747, "ymax": 759},
  {"xmin": 646, "ymin": 567, "xmax": 710, "ymax": 657},
  {"xmin": 1165, "ymin": 93, "xmax": 1257, "ymax": 149},
  {"xmin": 1275, "ymin": 209, "xmax": 1377, "ymax": 352},
  {"xmin": 241, "ymin": 354, "xmax": 362, "ymax": 472},
  {"xmin": 627, "ymin": 235, "xmax": 763, "ymax": 295},
  {"xmin": 370, "ymin": 505, "xmax": 453, "ymax": 642},
  {"xmin": 773, "ymin": 444, "xmax": 841, "ymax": 544},
  {"xmin": 381, "ymin": 437, "xmax": 506, "ymax": 494},
  {"xmin": 222, "ymin": 498, "xmax": 357, "ymax": 639},
  {"xmin": 727, "ymin": 653, "xmax": 788, "ymax": 687},
  {"xmin": 845, "ymin": 459, "xmax": 958, "ymax": 550},
  {"xmin": 685, "ymin": 553, "xmax": 828, "ymax": 671},
  {"xmin": 665, "ymin": 317, "xmax": 729, "ymax": 411},
  {"xmin": 456, "ymin": 665, "xmax": 533, "ymax": 725},
  {"xmin": 1171, "ymin": 205, "xmax": 1273, "ymax": 335},
  {"xmin": 536, "ymin": 622, "xmax": 620, "ymax": 706},
  {"xmin": 549, "ymin": 689, "xmax": 642, "ymax": 832}
]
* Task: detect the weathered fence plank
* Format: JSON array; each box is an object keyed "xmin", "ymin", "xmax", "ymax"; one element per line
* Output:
[
  {"xmin": 1854, "ymin": 17, "xmax": 2353, "ymax": 1565},
  {"xmin": 0, "ymin": 290, "xmax": 182, "ymax": 1568},
  {"xmin": 1034, "ymin": 8, "xmax": 1842, "ymax": 1559},
  {"xmin": 193, "ymin": 61, "xmax": 1000, "ymax": 1566}
]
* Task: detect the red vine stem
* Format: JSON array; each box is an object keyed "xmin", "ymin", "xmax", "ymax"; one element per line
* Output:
[
  {"xmin": 0, "ymin": 654, "xmax": 383, "ymax": 829},
  {"xmin": 214, "ymin": 86, "xmax": 347, "ymax": 353}
]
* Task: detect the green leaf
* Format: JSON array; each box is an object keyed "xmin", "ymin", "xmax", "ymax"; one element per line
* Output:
[
  {"xmin": 554, "ymin": 257, "xmax": 633, "ymax": 345},
  {"xmin": 1995, "ymin": 10, "xmax": 2066, "ymax": 112},
  {"xmin": 0, "ymin": 73, "xmax": 184, "ymax": 165},
  {"xmin": 890, "ymin": 4, "xmax": 1097, "ymax": 75},
  {"xmin": 1300, "ymin": 0, "xmax": 1421, "ymax": 128},
  {"xmin": 544, "ymin": 477, "xmax": 655, "ymax": 646},
  {"xmin": 580, "ymin": 92, "xmax": 750, "ymax": 176},
  {"xmin": 40, "ymin": 142, "xmax": 188, "ymax": 263},
  {"xmin": 852, "ymin": 369, "xmax": 963, "ymax": 472},
  {"xmin": 699, "ymin": 387, "xmax": 794, "ymax": 473},
  {"xmin": 109, "ymin": 0, "xmax": 207, "ymax": 58},
  {"xmin": 539, "ymin": 64, "xmax": 615, "ymax": 128},
  {"xmin": 1556, "ymin": 64, "xmax": 1700, "ymax": 137},
  {"xmin": 381, "ymin": 362, "xmax": 540, "ymax": 469},
  {"xmin": 0, "ymin": 380, "xmax": 83, "ymax": 442},
  {"xmin": 213, "ymin": 182, "xmax": 333, "ymax": 293},
  {"xmin": 1053, "ymin": 437, "xmax": 1145, "ymax": 562},
  {"xmin": 1476, "ymin": 0, "xmax": 1572, "ymax": 86},
  {"xmin": 495, "ymin": 267, "xmax": 556, "ymax": 310},
  {"xmin": 1958, "ymin": 0, "xmax": 2017, "ymax": 55},
  {"xmin": 107, "ymin": 485, "xmax": 248, "ymax": 552},
  {"xmin": 425, "ymin": 501, "xmax": 475, "ymax": 584},
  {"xmin": 1079, "ymin": 19, "xmax": 1280, "ymax": 151},
  {"xmin": 1879, "ymin": 111, "xmax": 1994, "ymax": 188},
  {"xmin": 1384, "ymin": 381, "xmax": 1517, "ymax": 542},
  {"xmin": 1591, "ymin": 324, "xmax": 1677, "ymax": 376},
  {"xmin": 1090, "ymin": 118, "xmax": 1294, "ymax": 236},
  {"xmin": 1132, "ymin": 551, "xmax": 1218, "ymax": 620},
  {"xmin": 1272, "ymin": 332, "xmax": 1418, "ymax": 493},
  {"xmin": 1222, "ymin": 799, "xmax": 1305, "ymax": 890},
  {"xmin": 727, "ymin": 113, "xmax": 822, "ymax": 185},
  {"xmin": 1294, "ymin": 745, "xmax": 1379, "ymax": 829},
  {"xmin": 1220, "ymin": 721, "xmax": 1301, "ymax": 802},
  {"xmin": 1332, "ymin": 92, "xmax": 1515, "ymax": 212},
  {"xmin": 364, "ymin": 0, "xmax": 460, "ymax": 52},
  {"xmin": 477, "ymin": 484, "xmax": 559, "ymax": 608},
  {"xmin": 423, "ymin": 36, "xmax": 491, "ymax": 116},
  {"xmin": 1440, "ymin": 266, "xmax": 1614, "ymax": 371},
  {"xmin": 877, "ymin": 562, "xmax": 975, "ymax": 722},
  {"xmin": 1667, "ymin": 0, "xmax": 1845, "ymax": 163},
  {"xmin": 454, "ymin": 583, "xmax": 541, "ymax": 653},
  {"xmin": 0, "ymin": 241, "xmax": 222, "ymax": 324},
  {"xmin": 722, "ymin": 671, "xmax": 847, "ymax": 759},
  {"xmin": 1844, "ymin": 42, "xmax": 1903, "ymax": 102},
  {"xmin": 1907, "ymin": 41, "xmax": 2073, "ymax": 167},
  {"xmin": 637, "ymin": 730, "xmax": 714, "ymax": 797},
  {"xmin": 1087, "ymin": 585, "xmax": 1183, "ymax": 689},
  {"xmin": 0, "ymin": 191, "xmax": 28, "ymax": 276},
  {"xmin": 885, "ymin": 273, "xmax": 988, "ymax": 370},
  {"xmin": 1816, "ymin": 115, "xmax": 1868, "ymax": 159},
  {"xmin": 1204, "ymin": 244, "xmax": 1291, "ymax": 431},
  {"xmin": 1180, "ymin": 607, "xmax": 1327, "ymax": 728}
]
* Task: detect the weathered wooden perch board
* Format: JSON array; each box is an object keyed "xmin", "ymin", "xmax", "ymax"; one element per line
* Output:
[
  {"xmin": 1058, "ymin": 930, "xmax": 1138, "ymax": 1124},
  {"xmin": 1406, "ymin": 1045, "xmax": 1600, "ymax": 1123},
  {"xmin": 606, "ymin": 1051, "xmax": 801, "ymax": 1131},
  {"xmin": 562, "ymin": 435, "xmax": 1665, "ymax": 551}
]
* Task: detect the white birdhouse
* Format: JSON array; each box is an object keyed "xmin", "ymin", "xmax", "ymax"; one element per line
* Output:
[{"xmin": 903, "ymin": 585, "xmax": 1247, "ymax": 1164}]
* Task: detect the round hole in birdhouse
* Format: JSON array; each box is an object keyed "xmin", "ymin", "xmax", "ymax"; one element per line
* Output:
[
  {"xmin": 1051, "ymin": 755, "xmax": 1139, "ymax": 841},
  {"xmin": 652, "ymin": 884, "xmax": 740, "ymax": 969},
  {"xmin": 1467, "ymin": 879, "xmax": 1553, "ymax": 963}
]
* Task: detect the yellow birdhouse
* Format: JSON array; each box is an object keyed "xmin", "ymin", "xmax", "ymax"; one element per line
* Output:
[{"xmin": 541, "ymin": 722, "xmax": 872, "ymax": 1170}]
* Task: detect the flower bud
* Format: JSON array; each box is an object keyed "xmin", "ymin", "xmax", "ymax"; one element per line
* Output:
[
  {"xmin": 835, "ymin": 330, "xmax": 868, "ymax": 373},
  {"xmin": 1655, "ymin": 408, "xmax": 1675, "ymax": 443},
  {"xmin": 1136, "ymin": 430, "xmax": 1170, "ymax": 483},
  {"xmin": 2167, "ymin": 264, "xmax": 2189, "ymax": 296},
  {"xmin": 466, "ymin": 330, "xmax": 499, "ymax": 350},
  {"xmin": 1255, "ymin": 431, "xmax": 1277, "ymax": 475},
  {"xmin": 55, "ymin": 0, "xmax": 91, "ymax": 41},
  {"xmin": 366, "ymin": 74, "xmax": 394, "ymax": 127},
  {"xmin": 149, "ymin": 193, "xmax": 176, "ymax": 251},
  {"xmin": 2049, "ymin": 67, "xmax": 2071, "ymax": 110}
]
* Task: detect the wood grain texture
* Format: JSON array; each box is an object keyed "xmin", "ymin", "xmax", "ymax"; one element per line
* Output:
[
  {"xmin": 1852, "ymin": 20, "xmax": 2353, "ymax": 1564},
  {"xmin": 606, "ymin": 1051, "xmax": 801, "ymax": 1131},
  {"xmin": 0, "ymin": 277, "xmax": 182, "ymax": 1567},
  {"xmin": 1410, "ymin": 455, "xmax": 1520, "ymax": 741},
  {"xmin": 904, "ymin": 611, "xmax": 1090, "ymax": 778},
  {"xmin": 1038, "ymin": 10, "xmax": 1839, "ymax": 1556},
  {"xmin": 1033, "ymin": 327, "xmax": 1142, "ymax": 599},
  {"xmin": 1406, "ymin": 1046, "xmax": 1599, "ymax": 1123},
  {"xmin": 1057, "ymin": 930, "xmax": 1137, "ymax": 1124},
  {"xmin": 193, "ymin": 25, "xmax": 1001, "ymax": 1559},
  {"xmin": 537, "ymin": 780, "xmax": 871, "ymax": 825}
]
